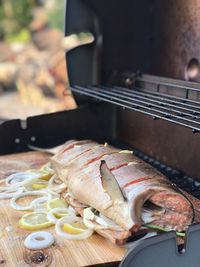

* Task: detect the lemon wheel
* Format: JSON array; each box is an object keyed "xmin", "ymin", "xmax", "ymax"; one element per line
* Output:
[
  {"xmin": 47, "ymin": 198, "xmax": 68, "ymax": 218},
  {"xmin": 19, "ymin": 212, "xmax": 53, "ymax": 230}
]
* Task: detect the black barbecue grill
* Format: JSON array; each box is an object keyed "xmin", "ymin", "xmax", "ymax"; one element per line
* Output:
[{"xmin": 1, "ymin": 0, "xmax": 200, "ymax": 266}]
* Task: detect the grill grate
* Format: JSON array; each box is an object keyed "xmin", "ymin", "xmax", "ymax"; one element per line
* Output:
[{"xmin": 71, "ymin": 82, "xmax": 200, "ymax": 132}]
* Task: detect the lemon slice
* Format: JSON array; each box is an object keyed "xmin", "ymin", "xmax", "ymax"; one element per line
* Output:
[
  {"xmin": 40, "ymin": 164, "xmax": 55, "ymax": 177},
  {"xmin": 31, "ymin": 183, "xmax": 47, "ymax": 190},
  {"xmin": 28, "ymin": 170, "xmax": 53, "ymax": 181},
  {"xmin": 24, "ymin": 178, "xmax": 48, "ymax": 191},
  {"xmin": 39, "ymin": 172, "xmax": 53, "ymax": 181},
  {"xmin": 63, "ymin": 222, "xmax": 88, "ymax": 234},
  {"xmin": 47, "ymin": 198, "xmax": 68, "ymax": 218},
  {"xmin": 55, "ymin": 216, "xmax": 93, "ymax": 239},
  {"xmin": 19, "ymin": 212, "xmax": 53, "ymax": 230}
]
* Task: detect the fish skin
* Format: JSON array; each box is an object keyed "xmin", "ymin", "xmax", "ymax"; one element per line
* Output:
[
  {"xmin": 64, "ymin": 162, "xmax": 137, "ymax": 231},
  {"xmin": 51, "ymin": 141, "xmax": 120, "ymax": 184},
  {"xmin": 50, "ymin": 140, "xmax": 194, "ymax": 232},
  {"xmin": 29, "ymin": 140, "xmax": 95, "ymax": 156}
]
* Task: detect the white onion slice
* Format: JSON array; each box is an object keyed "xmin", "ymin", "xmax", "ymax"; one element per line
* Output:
[
  {"xmin": 48, "ymin": 175, "xmax": 66, "ymax": 193},
  {"xmin": 52, "ymin": 183, "xmax": 66, "ymax": 193},
  {"xmin": 24, "ymin": 231, "xmax": 55, "ymax": 250},
  {"xmin": 64, "ymin": 192, "xmax": 88, "ymax": 208},
  {"xmin": 31, "ymin": 196, "xmax": 48, "ymax": 212},
  {"xmin": 142, "ymin": 209, "xmax": 156, "ymax": 224},
  {"xmin": 83, "ymin": 208, "xmax": 99, "ymax": 229},
  {"xmin": 48, "ymin": 174, "xmax": 59, "ymax": 187},
  {"xmin": 55, "ymin": 216, "xmax": 93, "ymax": 240},
  {"xmin": 41, "ymin": 163, "xmax": 55, "ymax": 174},
  {"xmin": 0, "ymin": 187, "xmax": 23, "ymax": 199},
  {"xmin": 99, "ymin": 213, "xmax": 119, "ymax": 226},
  {"xmin": 5, "ymin": 172, "xmax": 41, "ymax": 187},
  {"xmin": 47, "ymin": 207, "xmax": 76, "ymax": 224},
  {"xmin": 83, "ymin": 208, "xmax": 122, "ymax": 231},
  {"xmin": 44, "ymin": 189, "xmax": 60, "ymax": 197},
  {"xmin": 10, "ymin": 191, "xmax": 51, "ymax": 211}
]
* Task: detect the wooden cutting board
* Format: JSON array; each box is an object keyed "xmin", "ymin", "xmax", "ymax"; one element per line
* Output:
[{"xmin": 0, "ymin": 152, "xmax": 126, "ymax": 267}]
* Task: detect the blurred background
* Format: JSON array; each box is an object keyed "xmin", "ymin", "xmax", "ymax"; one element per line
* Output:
[{"xmin": 0, "ymin": 0, "xmax": 77, "ymax": 120}]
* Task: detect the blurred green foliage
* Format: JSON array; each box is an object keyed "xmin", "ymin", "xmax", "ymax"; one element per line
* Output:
[
  {"xmin": 0, "ymin": 0, "xmax": 37, "ymax": 42},
  {"xmin": 6, "ymin": 29, "xmax": 31, "ymax": 43},
  {"xmin": 0, "ymin": 0, "xmax": 65, "ymax": 43},
  {"xmin": 47, "ymin": 1, "xmax": 64, "ymax": 31}
]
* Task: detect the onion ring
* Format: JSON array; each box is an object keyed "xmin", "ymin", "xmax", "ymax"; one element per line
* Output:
[
  {"xmin": 47, "ymin": 174, "xmax": 57, "ymax": 187},
  {"xmin": 0, "ymin": 187, "xmax": 23, "ymax": 199},
  {"xmin": 41, "ymin": 163, "xmax": 55, "ymax": 174},
  {"xmin": 47, "ymin": 207, "xmax": 76, "ymax": 224},
  {"xmin": 5, "ymin": 172, "xmax": 42, "ymax": 187},
  {"xmin": 48, "ymin": 175, "xmax": 66, "ymax": 193},
  {"xmin": 23, "ymin": 179, "xmax": 48, "ymax": 192},
  {"xmin": 44, "ymin": 189, "xmax": 60, "ymax": 197},
  {"xmin": 55, "ymin": 216, "xmax": 93, "ymax": 240},
  {"xmin": 24, "ymin": 231, "xmax": 55, "ymax": 250},
  {"xmin": 10, "ymin": 191, "xmax": 51, "ymax": 211},
  {"xmin": 83, "ymin": 208, "xmax": 122, "ymax": 231},
  {"xmin": 31, "ymin": 196, "xmax": 49, "ymax": 212},
  {"xmin": 99, "ymin": 213, "xmax": 120, "ymax": 226}
]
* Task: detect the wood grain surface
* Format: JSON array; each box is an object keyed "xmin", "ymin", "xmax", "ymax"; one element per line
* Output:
[{"xmin": 0, "ymin": 152, "xmax": 126, "ymax": 267}]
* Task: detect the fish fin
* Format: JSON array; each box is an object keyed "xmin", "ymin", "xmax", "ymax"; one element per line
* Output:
[
  {"xmin": 100, "ymin": 160, "xmax": 127, "ymax": 202},
  {"xmin": 28, "ymin": 144, "xmax": 63, "ymax": 155}
]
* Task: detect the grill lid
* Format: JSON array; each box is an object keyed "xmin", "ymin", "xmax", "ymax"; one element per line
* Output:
[
  {"xmin": 120, "ymin": 223, "xmax": 200, "ymax": 267},
  {"xmin": 66, "ymin": 0, "xmax": 200, "ymax": 94}
]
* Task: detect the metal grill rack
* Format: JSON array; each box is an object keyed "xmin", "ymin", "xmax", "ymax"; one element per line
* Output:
[{"xmin": 71, "ymin": 75, "xmax": 200, "ymax": 132}]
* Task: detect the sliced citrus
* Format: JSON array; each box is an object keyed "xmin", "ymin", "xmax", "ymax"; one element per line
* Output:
[
  {"xmin": 19, "ymin": 212, "xmax": 53, "ymax": 230},
  {"xmin": 39, "ymin": 172, "xmax": 53, "ymax": 181},
  {"xmin": 31, "ymin": 183, "xmax": 48, "ymax": 190},
  {"xmin": 28, "ymin": 170, "xmax": 53, "ymax": 181},
  {"xmin": 47, "ymin": 198, "xmax": 68, "ymax": 218},
  {"xmin": 31, "ymin": 182, "xmax": 48, "ymax": 190},
  {"xmin": 40, "ymin": 164, "xmax": 55, "ymax": 177},
  {"xmin": 62, "ymin": 222, "xmax": 88, "ymax": 234},
  {"xmin": 24, "ymin": 178, "xmax": 48, "ymax": 191},
  {"xmin": 55, "ymin": 216, "xmax": 94, "ymax": 239}
]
